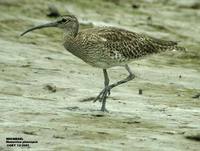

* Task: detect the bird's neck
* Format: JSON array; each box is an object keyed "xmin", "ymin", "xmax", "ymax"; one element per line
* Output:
[
  {"xmin": 63, "ymin": 30, "xmax": 75, "ymax": 40},
  {"xmin": 63, "ymin": 24, "xmax": 79, "ymax": 39}
]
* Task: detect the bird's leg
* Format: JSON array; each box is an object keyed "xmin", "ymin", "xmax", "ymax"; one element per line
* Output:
[
  {"xmin": 94, "ymin": 64, "xmax": 135, "ymax": 112},
  {"xmin": 100, "ymin": 69, "xmax": 110, "ymax": 112},
  {"xmin": 108, "ymin": 64, "xmax": 135, "ymax": 90},
  {"xmin": 94, "ymin": 69, "xmax": 110, "ymax": 103},
  {"xmin": 103, "ymin": 69, "xmax": 110, "ymax": 96},
  {"xmin": 94, "ymin": 69, "xmax": 110, "ymax": 112}
]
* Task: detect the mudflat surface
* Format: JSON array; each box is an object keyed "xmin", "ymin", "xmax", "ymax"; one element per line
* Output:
[{"xmin": 0, "ymin": 0, "xmax": 200, "ymax": 151}]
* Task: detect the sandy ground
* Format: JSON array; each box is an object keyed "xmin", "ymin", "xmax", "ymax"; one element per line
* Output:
[{"xmin": 0, "ymin": 0, "xmax": 200, "ymax": 151}]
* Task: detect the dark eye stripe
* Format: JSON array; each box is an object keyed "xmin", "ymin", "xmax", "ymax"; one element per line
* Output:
[
  {"xmin": 61, "ymin": 18, "xmax": 67, "ymax": 22},
  {"xmin": 58, "ymin": 18, "xmax": 67, "ymax": 23}
]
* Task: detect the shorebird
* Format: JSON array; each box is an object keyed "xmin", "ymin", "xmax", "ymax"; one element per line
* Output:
[{"xmin": 21, "ymin": 15, "xmax": 185, "ymax": 112}]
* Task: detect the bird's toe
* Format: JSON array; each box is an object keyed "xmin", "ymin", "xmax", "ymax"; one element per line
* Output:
[{"xmin": 94, "ymin": 86, "xmax": 111, "ymax": 103}]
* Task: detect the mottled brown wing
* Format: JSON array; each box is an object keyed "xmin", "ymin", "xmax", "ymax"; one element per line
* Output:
[
  {"xmin": 103, "ymin": 39, "xmax": 156, "ymax": 60},
  {"xmin": 96, "ymin": 27, "xmax": 179, "ymax": 60}
]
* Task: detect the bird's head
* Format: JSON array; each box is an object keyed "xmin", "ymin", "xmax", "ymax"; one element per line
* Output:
[{"xmin": 20, "ymin": 15, "xmax": 79, "ymax": 37}]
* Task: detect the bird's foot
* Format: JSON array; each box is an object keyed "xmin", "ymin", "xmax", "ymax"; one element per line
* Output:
[{"xmin": 94, "ymin": 86, "xmax": 111, "ymax": 103}]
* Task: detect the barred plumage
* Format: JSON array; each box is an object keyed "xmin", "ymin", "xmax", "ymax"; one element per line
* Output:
[
  {"xmin": 21, "ymin": 15, "xmax": 185, "ymax": 111},
  {"xmin": 64, "ymin": 27, "xmax": 185, "ymax": 68}
]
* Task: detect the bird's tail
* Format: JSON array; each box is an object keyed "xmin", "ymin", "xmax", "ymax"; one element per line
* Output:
[
  {"xmin": 173, "ymin": 45, "xmax": 186, "ymax": 52},
  {"xmin": 149, "ymin": 37, "xmax": 186, "ymax": 53},
  {"xmin": 157, "ymin": 44, "xmax": 186, "ymax": 53}
]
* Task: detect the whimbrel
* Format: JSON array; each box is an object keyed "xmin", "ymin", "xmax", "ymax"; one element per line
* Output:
[{"xmin": 21, "ymin": 15, "xmax": 185, "ymax": 112}]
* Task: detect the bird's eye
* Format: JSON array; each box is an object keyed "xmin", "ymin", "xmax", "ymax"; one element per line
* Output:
[{"xmin": 61, "ymin": 18, "xmax": 67, "ymax": 22}]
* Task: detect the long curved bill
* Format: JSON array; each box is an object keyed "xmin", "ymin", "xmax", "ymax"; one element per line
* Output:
[{"xmin": 20, "ymin": 21, "xmax": 58, "ymax": 36}]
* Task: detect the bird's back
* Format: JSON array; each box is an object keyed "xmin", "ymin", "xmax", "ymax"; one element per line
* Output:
[{"xmin": 65, "ymin": 27, "xmax": 185, "ymax": 68}]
